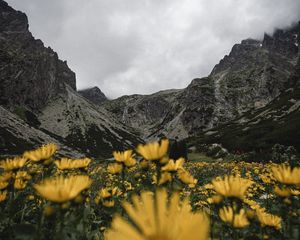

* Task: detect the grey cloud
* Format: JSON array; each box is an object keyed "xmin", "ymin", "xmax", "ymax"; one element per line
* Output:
[{"xmin": 6, "ymin": 0, "xmax": 300, "ymax": 98}]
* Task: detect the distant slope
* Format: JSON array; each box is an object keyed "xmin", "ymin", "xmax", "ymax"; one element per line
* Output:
[
  {"xmin": 78, "ymin": 87, "xmax": 107, "ymax": 105},
  {"xmin": 103, "ymin": 22, "xmax": 300, "ymax": 140},
  {"xmin": 102, "ymin": 89, "xmax": 182, "ymax": 138},
  {"xmin": 189, "ymin": 58, "xmax": 300, "ymax": 153},
  {"xmin": 0, "ymin": 106, "xmax": 84, "ymax": 158},
  {"xmin": 38, "ymin": 85, "xmax": 143, "ymax": 158}
]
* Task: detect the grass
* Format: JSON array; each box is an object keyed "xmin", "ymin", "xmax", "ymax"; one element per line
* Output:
[{"xmin": 188, "ymin": 152, "xmax": 216, "ymax": 163}]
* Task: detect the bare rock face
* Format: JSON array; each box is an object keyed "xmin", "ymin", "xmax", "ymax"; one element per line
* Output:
[
  {"xmin": 103, "ymin": 89, "xmax": 182, "ymax": 139},
  {"xmin": 104, "ymin": 22, "xmax": 300, "ymax": 140},
  {"xmin": 193, "ymin": 57, "xmax": 300, "ymax": 153},
  {"xmin": 78, "ymin": 87, "xmax": 107, "ymax": 105},
  {"xmin": 0, "ymin": 106, "xmax": 84, "ymax": 158},
  {"xmin": 0, "ymin": 0, "xmax": 76, "ymax": 112},
  {"xmin": 38, "ymin": 85, "xmax": 143, "ymax": 158},
  {"xmin": 0, "ymin": 1, "xmax": 142, "ymax": 158}
]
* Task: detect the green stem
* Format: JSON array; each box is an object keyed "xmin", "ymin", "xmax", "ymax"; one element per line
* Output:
[
  {"xmin": 82, "ymin": 204, "xmax": 86, "ymax": 235},
  {"xmin": 36, "ymin": 201, "xmax": 45, "ymax": 240},
  {"xmin": 121, "ymin": 167, "xmax": 126, "ymax": 194},
  {"xmin": 8, "ymin": 178, "xmax": 15, "ymax": 228},
  {"xmin": 20, "ymin": 203, "xmax": 27, "ymax": 223},
  {"xmin": 55, "ymin": 209, "xmax": 64, "ymax": 240}
]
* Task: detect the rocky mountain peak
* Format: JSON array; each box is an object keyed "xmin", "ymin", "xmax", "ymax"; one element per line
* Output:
[
  {"xmin": 262, "ymin": 22, "xmax": 300, "ymax": 58},
  {"xmin": 0, "ymin": 0, "xmax": 28, "ymax": 32},
  {"xmin": 0, "ymin": 0, "xmax": 76, "ymax": 111},
  {"xmin": 210, "ymin": 39, "xmax": 262, "ymax": 75},
  {"xmin": 78, "ymin": 86, "xmax": 107, "ymax": 105}
]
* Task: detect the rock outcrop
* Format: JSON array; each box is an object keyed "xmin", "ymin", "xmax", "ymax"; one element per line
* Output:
[
  {"xmin": 78, "ymin": 87, "xmax": 107, "ymax": 105},
  {"xmin": 0, "ymin": 1, "xmax": 142, "ymax": 158},
  {"xmin": 0, "ymin": 0, "xmax": 76, "ymax": 112},
  {"xmin": 103, "ymin": 22, "xmax": 300, "ymax": 140},
  {"xmin": 0, "ymin": 106, "xmax": 84, "ymax": 158},
  {"xmin": 191, "ymin": 56, "xmax": 300, "ymax": 153},
  {"xmin": 38, "ymin": 85, "xmax": 142, "ymax": 158}
]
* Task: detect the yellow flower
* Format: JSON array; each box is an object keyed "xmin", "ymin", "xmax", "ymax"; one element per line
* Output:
[
  {"xmin": 0, "ymin": 157, "xmax": 27, "ymax": 171},
  {"xmin": 271, "ymin": 165, "xmax": 300, "ymax": 185},
  {"xmin": 177, "ymin": 169, "xmax": 197, "ymax": 186},
  {"xmin": 161, "ymin": 158, "xmax": 185, "ymax": 172},
  {"xmin": 14, "ymin": 179, "xmax": 27, "ymax": 190},
  {"xmin": 107, "ymin": 163, "xmax": 123, "ymax": 174},
  {"xmin": 212, "ymin": 175, "xmax": 252, "ymax": 199},
  {"xmin": 0, "ymin": 191, "xmax": 7, "ymax": 202},
  {"xmin": 256, "ymin": 209, "xmax": 281, "ymax": 230},
  {"xmin": 136, "ymin": 139, "xmax": 169, "ymax": 161},
  {"xmin": 103, "ymin": 200, "xmax": 115, "ymax": 207},
  {"xmin": 273, "ymin": 186, "xmax": 291, "ymax": 197},
  {"xmin": 27, "ymin": 164, "xmax": 42, "ymax": 175},
  {"xmin": 158, "ymin": 172, "xmax": 172, "ymax": 185},
  {"xmin": 204, "ymin": 183, "xmax": 214, "ymax": 190},
  {"xmin": 207, "ymin": 195, "xmax": 223, "ymax": 204},
  {"xmin": 0, "ymin": 172, "xmax": 12, "ymax": 182},
  {"xmin": 15, "ymin": 171, "xmax": 31, "ymax": 180},
  {"xmin": 140, "ymin": 159, "xmax": 149, "ymax": 169},
  {"xmin": 0, "ymin": 182, "xmax": 9, "ymax": 190},
  {"xmin": 99, "ymin": 188, "xmax": 111, "ymax": 199},
  {"xmin": 290, "ymin": 189, "xmax": 300, "ymax": 195},
  {"xmin": 219, "ymin": 207, "xmax": 249, "ymax": 228},
  {"xmin": 111, "ymin": 187, "xmax": 122, "ymax": 196},
  {"xmin": 23, "ymin": 143, "xmax": 58, "ymax": 162},
  {"xmin": 243, "ymin": 198, "xmax": 261, "ymax": 210},
  {"xmin": 113, "ymin": 150, "xmax": 136, "ymax": 167},
  {"xmin": 95, "ymin": 187, "xmax": 121, "ymax": 205},
  {"xmin": 34, "ymin": 175, "xmax": 92, "ymax": 202},
  {"xmin": 105, "ymin": 189, "xmax": 209, "ymax": 240},
  {"xmin": 54, "ymin": 157, "xmax": 91, "ymax": 170}
]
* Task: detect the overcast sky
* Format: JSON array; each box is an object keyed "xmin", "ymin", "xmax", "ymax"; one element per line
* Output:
[{"xmin": 6, "ymin": 0, "xmax": 300, "ymax": 99}]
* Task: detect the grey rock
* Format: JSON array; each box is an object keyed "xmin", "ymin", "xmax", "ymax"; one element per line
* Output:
[
  {"xmin": 0, "ymin": 0, "xmax": 76, "ymax": 112},
  {"xmin": 0, "ymin": 105, "xmax": 84, "ymax": 158},
  {"xmin": 38, "ymin": 84, "xmax": 143, "ymax": 158},
  {"xmin": 104, "ymin": 22, "xmax": 300, "ymax": 140},
  {"xmin": 78, "ymin": 86, "xmax": 107, "ymax": 105}
]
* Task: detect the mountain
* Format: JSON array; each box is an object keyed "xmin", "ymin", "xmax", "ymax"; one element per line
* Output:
[
  {"xmin": 103, "ymin": 89, "xmax": 182, "ymax": 138},
  {"xmin": 103, "ymin": 22, "xmax": 300, "ymax": 141},
  {"xmin": 0, "ymin": 106, "xmax": 84, "ymax": 158},
  {"xmin": 0, "ymin": 0, "xmax": 142, "ymax": 158},
  {"xmin": 78, "ymin": 87, "xmax": 107, "ymax": 105},
  {"xmin": 189, "ymin": 56, "xmax": 300, "ymax": 154},
  {"xmin": 0, "ymin": 1, "xmax": 76, "ymax": 112},
  {"xmin": 38, "ymin": 85, "xmax": 142, "ymax": 157},
  {"xmin": 1, "ymin": 0, "xmax": 299, "ymax": 158}
]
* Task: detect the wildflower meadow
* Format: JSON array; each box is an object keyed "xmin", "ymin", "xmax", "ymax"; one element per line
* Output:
[{"xmin": 0, "ymin": 140, "xmax": 300, "ymax": 239}]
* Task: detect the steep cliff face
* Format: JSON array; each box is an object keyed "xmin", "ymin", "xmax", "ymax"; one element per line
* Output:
[
  {"xmin": 0, "ymin": 1, "xmax": 142, "ymax": 158},
  {"xmin": 38, "ymin": 85, "xmax": 143, "ymax": 158},
  {"xmin": 210, "ymin": 25, "xmax": 299, "ymax": 120},
  {"xmin": 0, "ymin": 0, "xmax": 76, "ymax": 112},
  {"xmin": 103, "ymin": 89, "xmax": 182, "ymax": 138},
  {"xmin": 190, "ymin": 57, "xmax": 300, "ymax": 153},
  {"xmin": 78, "ymin": 87, "xmax": 107, "ymax": 105},
  {"xmin": 104, "ymin": 22, "xmax": 300, "ymax": 140},
  {"xmin": 0, "ymin": 106, "xmax": 84, "ymax": 158}
]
